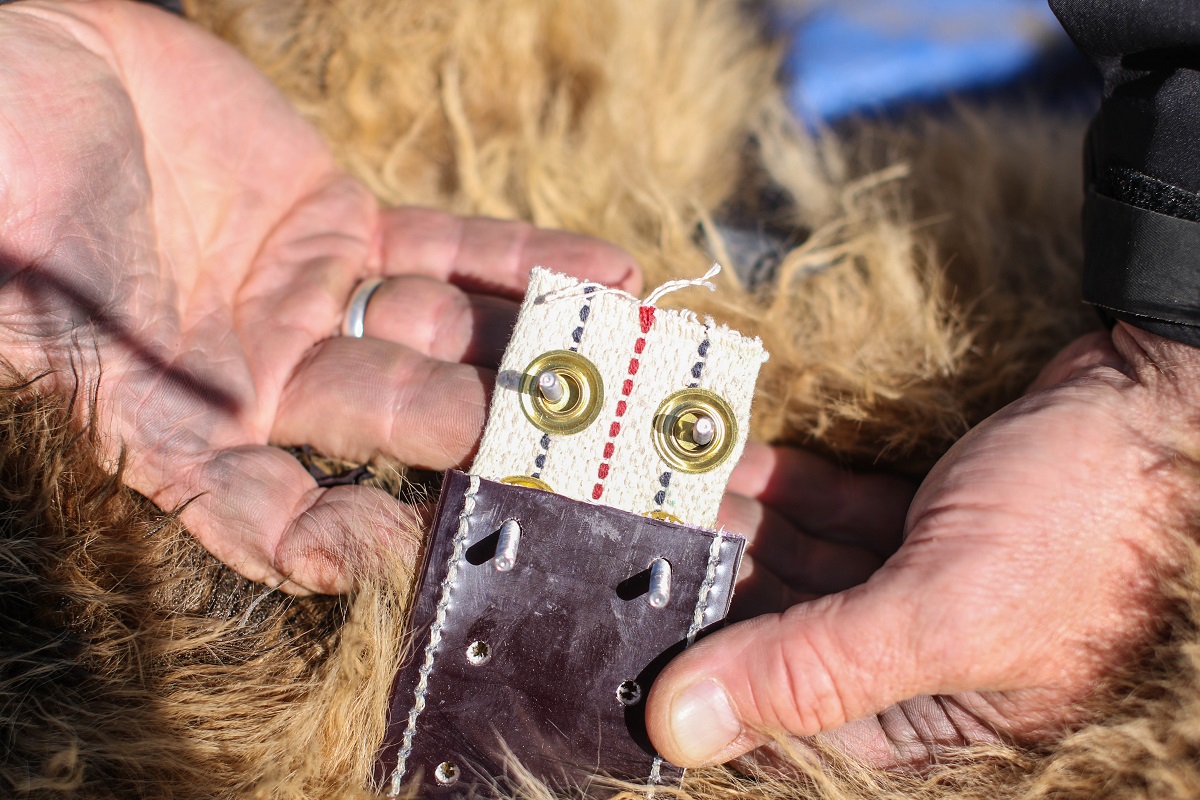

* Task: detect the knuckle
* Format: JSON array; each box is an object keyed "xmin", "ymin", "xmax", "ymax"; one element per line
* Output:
[
  {"xmin": 429, "ymin": 289, "xmax": 472, "ymax": 358},
  {"xmin": 272, "ymin": 499, "xmax": 348, "ymax": 594},
  {"xmin": 768, "ymin": 605, "xmax": 865, "ymax": 735}
]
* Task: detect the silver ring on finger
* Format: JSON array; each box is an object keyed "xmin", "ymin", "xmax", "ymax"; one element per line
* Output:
[{"xmin": 341, "ymin": 277, "xmax": 385, "ymax": 338}]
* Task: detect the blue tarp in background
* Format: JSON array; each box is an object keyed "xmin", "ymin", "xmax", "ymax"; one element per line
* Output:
[
  {"xmin": 775, "ymin": 0, "xmax": 1091, "ymax": 123},
  {"xmin": 718, "ymin": 1, "xmax": 1098, "ymax": 286}
]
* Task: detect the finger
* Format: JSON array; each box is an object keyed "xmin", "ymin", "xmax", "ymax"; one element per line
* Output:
[
  {"xmin": 729, "ymin": 554, "xmax": 816, "ymax": 621},
  {"xmin": 360, "ymin": 275, "xmax": 519, "ymax": 368},
  {"xmin": 170, "ymin": 444, "xmax": 423, "ymax": 594},
  {"xmin": 272, "ymin": 337, "xmax": 491, "ymax": 469},
  {"xmin": 727, "ymin": 442, "xmax": 914, "ymax": 558},
  {"xmin": 805, "ymin": 694, "xmax": 1004, "ymax": 768},
  {"xmin": 721, "ymin": 492, "xmax": 882, "ymax": 595},
  {"xmin": 378, "ymin": 207, "xmax": 643, "ymax": 298},
  {"xmin": 728, "ymin": 693, "xmax": 1001, "ymax": 774},
  {"xmin": 645, "ymin": 576, "xmax": 928, "ymax": 767}
]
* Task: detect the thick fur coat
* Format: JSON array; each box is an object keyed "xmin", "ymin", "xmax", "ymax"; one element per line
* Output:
[{"xmin": 5, "ymin": 0, "xmax": 1200, "ymax": 798}]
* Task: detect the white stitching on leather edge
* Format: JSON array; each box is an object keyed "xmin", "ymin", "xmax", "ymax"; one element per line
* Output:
[
  {"xmin": 648, "ymin": 756, "xmax": 664, "ymax": 787},
  {"xmin": 648, "ymin": 531, "xmax": 727, "ymax": 789},
  {"xmin": 389, "ymin": 474, "xmax": 481, "ymax": 797},
  {"xmin": 687, "ymin": 533, "xmax": 724, "ymax": 645}
]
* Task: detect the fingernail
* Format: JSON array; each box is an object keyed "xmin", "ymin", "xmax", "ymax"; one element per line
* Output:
[{"xmin": 670, "ymin": 679, "xmax": 741, "ymax": 764}]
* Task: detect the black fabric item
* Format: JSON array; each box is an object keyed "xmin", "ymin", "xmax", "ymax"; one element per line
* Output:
[
  {"xmin": 1050, "ymin": 0, "xmax": 1200, "ymax": 342},
  {"xmin": 1099, "ymin": 167, "xmax": 1200, "ymax": 224},
  {"xmin": 1050, "ymin": 0, "xmax": 1200, "ymax": 192},
  {"xmin": 1083, "ymin": 190, "xmax": 1200, "ymax": 347},
  {"xmin": 375, "ymin": 470, "xmax": 745, "ymax": 797}
]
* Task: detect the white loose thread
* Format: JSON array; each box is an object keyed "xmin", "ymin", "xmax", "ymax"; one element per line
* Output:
[
  {"xmin": 536, "ymin": 263, "xmax": 722, "ymax": 308},
  {"xmin": 642, "ymin": 262, "xmax": 721, "ymax": 307},
  {"xmin": 388, "ymin": 475, "xmax": 481, "ymax": 797}
]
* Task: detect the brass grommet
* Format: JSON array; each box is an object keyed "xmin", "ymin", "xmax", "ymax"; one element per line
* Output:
[
  {"xmin": 500, "ymin": 475, "xmax": 555, "ymax": 492},
  {"xmin": 518, "ymin": 350, "xmax": 603, "ymax": 436},
  {"xmin": 651, "ymin": 388, "xmax": 737, "ymax": 473}
]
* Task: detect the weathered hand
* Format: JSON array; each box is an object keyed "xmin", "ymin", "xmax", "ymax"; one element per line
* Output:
[
  {"xmin": 718, "ymin": 441, "xmax": 915, "ymax": 622},
  {"xmin": 648, "ymin": 323, "xmax": 1198, "ymax": 767},
  {"xmin": 0, "ymin": 1, "xmax": 639, "ymax": 594}
]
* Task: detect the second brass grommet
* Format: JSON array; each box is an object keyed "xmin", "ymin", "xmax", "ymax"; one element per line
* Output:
[{"xmin": 651, "ymin": 388, "xmax": 737, "ymax": 473}]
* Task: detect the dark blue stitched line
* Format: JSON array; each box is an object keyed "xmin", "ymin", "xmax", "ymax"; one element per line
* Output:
[
  {"xmin": 687, "ymin": 334, "xmax": 711, "ymax": 389},
  {"xmin": 655, "ymin": 327, "xmax": 711, "ymax": 509},
  {"xmin": 654, "ymin": 470, "xmax": 672, "ymax": 507},
  {"xmin": 533, "ymin": 286, "xmax": 596, "ymax": 479},
  {"xmin": 568, "ymin": 286, "xmax": 596, "ymax": 353}
]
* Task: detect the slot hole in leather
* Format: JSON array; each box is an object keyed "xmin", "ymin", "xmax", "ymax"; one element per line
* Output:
[
  {"xmin": 466, "ymin": 529, "xmax": 501, "ymax": 565},
  {"xmin": 616, "ymin": 568, "xmax": 652, "ymax": 601}
]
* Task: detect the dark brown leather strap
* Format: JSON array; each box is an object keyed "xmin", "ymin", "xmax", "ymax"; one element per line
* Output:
[{"xmin": 375, "ymin": 470, "xmax": 745, "ymax": 797}]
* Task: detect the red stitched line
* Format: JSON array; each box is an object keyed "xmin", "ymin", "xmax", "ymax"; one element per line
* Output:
[{"xmin": 593, "ymin": 306, "xmax": 655, "ymax": 500}]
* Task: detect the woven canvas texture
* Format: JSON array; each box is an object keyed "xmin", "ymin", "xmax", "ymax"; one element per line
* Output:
[{"xmin": 471, "ymin": 268, "xmax": 767, "ymax": 528}]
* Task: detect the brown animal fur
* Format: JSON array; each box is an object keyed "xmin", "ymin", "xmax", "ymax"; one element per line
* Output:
[{"xmin": 5, "ymin": 0, "xmax": 1199, "ymax": 798}]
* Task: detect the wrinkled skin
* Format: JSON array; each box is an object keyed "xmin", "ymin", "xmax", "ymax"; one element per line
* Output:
[
  {"xmin": 0, "ymin": 0, "xmax": 639, "ymax": 594},
  {"xmin": 650, "ymin": 324, "xmax": 1200, "ymax": 767}
]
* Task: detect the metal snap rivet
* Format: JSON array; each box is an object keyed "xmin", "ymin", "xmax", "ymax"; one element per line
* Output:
[
  {"xmin": 519, "ymin": 350, "xmax": 604, "ymax": 436},
  {"xmin": 494, "ymin": 519, "xmax": 521, "ymax": 572},
  {"xmin": 650, "ymin": 388, "xmax": 737, "ymax": 473},
  {"xmin": 647, "ymin": 558, "xmax": 672, "ymax": 608}
]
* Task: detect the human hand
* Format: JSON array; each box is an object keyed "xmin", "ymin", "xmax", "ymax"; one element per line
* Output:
[
  {"xmin": 648, "ymin": 323, "xmax": 1199, "ymax": 767},
  {"xmin": 0, "ymin": 1, "xmax": 639, "ymax": 594},
  {"xmin": 717, "ymin": 442, "xmax": 916, "ymax": 623}
]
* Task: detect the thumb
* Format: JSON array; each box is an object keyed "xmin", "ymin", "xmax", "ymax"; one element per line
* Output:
[
  {"xmin": 645, "ymin": 579, "xmax": 927, "ymax": 766},
  {"xmin": 1025, "ymin": 330, "xmax": 1127, "ymax": 394}
]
